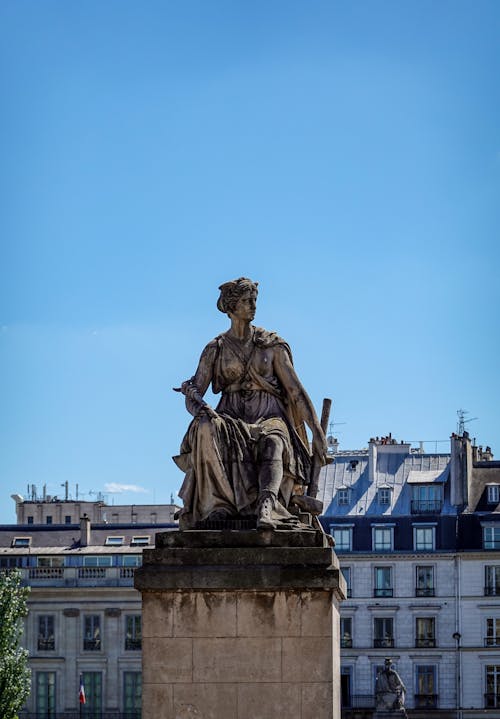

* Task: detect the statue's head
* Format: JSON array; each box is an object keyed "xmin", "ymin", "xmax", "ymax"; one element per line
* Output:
[
  {"xmin": 384, "ymin": 657, "xmax": 393, "ymax": 669},
  {"xmin": 217, "ymin": 277, "xmax": 259, "ymax": 315}
]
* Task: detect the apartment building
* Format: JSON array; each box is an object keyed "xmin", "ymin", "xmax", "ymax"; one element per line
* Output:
[{"xmin": 318, "ymin": 432, "xmax": 500, "ymax": 718}]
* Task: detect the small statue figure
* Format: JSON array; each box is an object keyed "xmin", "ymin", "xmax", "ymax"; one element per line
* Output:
[
  {"xmin": 173, "ymin": 277, "xmax": 328, "ymax": 530},
  {"xmin": 375, "ymin": 658, "xmax": 407, "ymax": 715}
]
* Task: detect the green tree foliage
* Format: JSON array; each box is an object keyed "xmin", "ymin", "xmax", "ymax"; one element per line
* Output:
[{"xmin": 0, "ymin": 570, "xmax": 31, "ymax": 719}]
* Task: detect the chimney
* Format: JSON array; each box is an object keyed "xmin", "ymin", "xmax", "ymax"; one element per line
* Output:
[
  {"xmin": 450, "ymin": 433, "xmax": 473, "ymax": 508},
  {"xmin": 80, "ymin": 514, "xmax": 91, "ymax": 547},
  {"xmin": 368, "ymin": 439, "xmax": 378, "ymax": 483}
]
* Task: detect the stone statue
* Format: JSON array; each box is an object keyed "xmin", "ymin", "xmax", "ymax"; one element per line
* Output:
[
  {"xmin": 375, "ymin": 658, "xmax": 407, "ymax": 715},
  {"xmin": 173, "ymin": 277, "xmax": 328, "ymax": 530}
]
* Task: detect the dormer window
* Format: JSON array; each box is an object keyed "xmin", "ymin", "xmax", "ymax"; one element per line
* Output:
[
  {"xmin": 131, "ymin": 536, "xmax": 150, "ymax": 546},
  {"xmin": 338, "ymin": 488, "xmax": 350, "ymax": 506},
  {"xmin": 12, "ymin": 537, "xmax": 31, "ymax": 547},
  {"xmin": 105, "ymin": 536, "xmax": 124, "ymax": 546},
  {"xmin": 487, "ymin": 485, "xmax": 500, "ymax": 504},
  {"xmin": 378, "ymin": 487, "xmax": 392, "ymax": 506}
]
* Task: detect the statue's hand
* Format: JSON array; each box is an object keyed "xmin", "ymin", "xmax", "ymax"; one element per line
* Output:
[
  {"xmin": 200, "ymin": 404, "xmax": 218, "ymax": 419},
  {"xmin": 312, "ymin": 433, "xmax": 328, "ymax": 465}
]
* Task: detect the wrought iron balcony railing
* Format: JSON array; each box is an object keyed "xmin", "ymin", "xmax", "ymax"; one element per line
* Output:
[
  {"xmin": 414, "ymin": 694, "xmax": 438, "ymax": 709},
  {"xmin": 485, "ymin": 586, "xmax": 500, "ymax": 596},
  {"xmin": 415, "ymin": 586, "xmax": 435, "ymax": 597},
  {"xmin": 373, "ymin": 637, "xmax": 394, "ymax": 648},
  {"xmin": 415, "ymin": 637, "xmax": 436, "ymax": 648},
  {"xmin": 485, "ymin": 693, "xmax": 500, "ymax": 708},
  {"xmin": 373, "ymin": 588, "xmax": 393, "ymax": 598},
  {"xmin": 484, "ymin": 637, "xmax": 500, "ymax": 647},
  {"xmin": 341, "ymin": 635, "xmax": 353, "ymax": 648},
  {"xmin": 411, "ymin": 500, "xmax": 442, "ymax": 514}
]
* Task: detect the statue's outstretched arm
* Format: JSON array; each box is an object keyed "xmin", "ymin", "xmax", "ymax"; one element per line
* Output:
[
  {"xmin": 174, "ymin": 341, "xmax": 218, "ymax": 418},
  {"xmin": 273, "ymin": 346, "xmax": 328, "ymax": 464}
]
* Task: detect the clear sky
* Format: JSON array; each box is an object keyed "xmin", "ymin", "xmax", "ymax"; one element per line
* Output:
[{"xmin": 1, "ymin": 1, "xmax": 499, "ymax": 524}]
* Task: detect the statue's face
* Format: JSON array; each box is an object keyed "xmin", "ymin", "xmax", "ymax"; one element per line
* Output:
[{"xmin": 231, "ymin": 290, "xmax": 257, "ymax": 322}]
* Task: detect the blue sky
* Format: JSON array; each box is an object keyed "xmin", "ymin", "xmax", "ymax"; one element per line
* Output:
[{"xmin": 1, "ymin": 1, "xmax": 499, "ymax": 523}]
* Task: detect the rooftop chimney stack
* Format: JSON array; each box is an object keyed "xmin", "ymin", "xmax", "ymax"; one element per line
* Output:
[{"xmin": 80, "ymin": 514, "xmax": 91, "ymax": 547}]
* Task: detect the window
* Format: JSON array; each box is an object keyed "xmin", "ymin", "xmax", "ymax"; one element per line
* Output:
[
  {"xmin": 125, "ymin": 615, "xmax": 142, "ymax": 651},
  {"xmin": 372, "ymin": 526, "xmax": 393, "ymax": 552},
  {"xmin": 411, "ymin": 485, "xmax": 442, "ymax": 514},
  {"xmin": 485, "ymin": 566, "xmax": 500, "ymax": 596},
  {"xmin": 46, "ymin": 516, "xmax": 52, "ymax": 524},
  {"xmin": 416, "ymin": 566, "xmax": 435, "ymax": 597},
  {"xmin": 123, "ymin": 555, "xmax": 142, "ymax": 567},
  {"xmin": 105, "ymin": 536, "xmax": 124, "ymax": 546},
  {"xmin": 484, "ymin": 527, "xmax": 500, "ymax": 550},
  {"xmin": 37, "ymin": 557, "xmax": 64, "ymax": 568},
  {"xmin": 341, "ymin": 667, "xmax": 352, "ymax": 708},
  {"xmin": 123, "ymin": 672, "xmax": 142, "ymax": 718},
  {"xmin": 83, "ymin": 615, "xmax": 101, "ymax": 651},
  {"xmin": 373, "ymin": 617, "xmax": 394, "ymax": 648},
  {"xmin": 486, "ymin": 618, "xmax": 500, "ymax": 647},
  {"xmin": 83, "ymin": 556, "xmax": 113, "ymax": 567},
  {"xmin": 374, "ymin": 566, "xmax": 393, "ymax": 597},
  {"xmin": 36, "ymin": 672, "xmax": 56, "ymax": 718},
  {"xmin": 131, "ymin": 536, "xmax": 150, "ymax": 546},
  {"xmin": 38, "ymin": 615, "xmax": 55, "ymax": 651},
  {"xmin": 415, "ymin": 665, "xmax": 437, "ymax": 709},
  {"xmin": 65, "ymin": 515, "xmax": 72, "ymax": 524},
  {"xmin": 486, "ymin": 665, "xmax": 500, "ymax": 708},
  {"xmin": 338, "ymin": 489, "xmax": 349, "ymax": 506},
  {"xmin": 378, "ymin": 488, "xmax": 391, "ymax": 505},
  {"xmin": 81, "ymin": 672, "xmax": 102, "ymax": 717},
  {"xmin": 414, "ymin": 525, "xmax": 435, "ymax": 551},
  {"xmin": 0, "ymin": 556, "xmax": 23, "ymax": 569},
  {"xmin": 340, "ymin": 617, "xmax": 352, "ymax": 648},
  {"xmin": 330, "ymin": 526, "xmax": 352, "ymax": 552},
  {"xmin": 341, "ymin": 566, "xmax": 352, "ymax": 598},
  {"xmin": 488, "ymin": 486, "xmax": 500, "ymax": 504},
  {"xmin": 12, "ymin": 537, "xmax": 31, "ymax": 547},
  {"xmin": 27, "ymin": 516, "xmax": 34, "ymax": 524},
  {"xmin": 416, "ymin": 617, "xmax": 436, "ymax": 647}
]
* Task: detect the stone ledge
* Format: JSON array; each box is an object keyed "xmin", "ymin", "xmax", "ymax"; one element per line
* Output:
[{"xmin": 155, "ymin": 528, "xmax": 331, "ymax": 549}]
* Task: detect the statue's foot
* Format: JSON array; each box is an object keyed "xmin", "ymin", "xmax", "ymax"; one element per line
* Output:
[{"xmin": 257, "ymin": 496, "xmax": 276, "ymax": 530}]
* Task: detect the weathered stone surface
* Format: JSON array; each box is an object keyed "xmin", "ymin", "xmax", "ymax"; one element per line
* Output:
[
  {"xmin": 141, "ymin": 684, "xmax": 173, "ymax": 719},
  {"xmin": 301, "ymin": 682, "xmax": 334, "ymax": 719},
  {"xmin": 238, "ymin": 683, "xmax": 301, "ymax": 719},
  {"xmin": 300, "ymin": 590, "xmax": 333, "ymax": 637},
  {"xmin": 236, "ymin": 591, "xmax": 301, "ymax": 637},
  {"xmin": 193, "ymin": 637, "xmax": 282, "ymax": 683},
  {"xmin": 283, "ymin": 636, "xmax": 332, "ymax": 682},
  {"xmin": 142, "ymin": 637, "xmax": 192, "ymax": 684},
  {"xmin": 173, "ymin": 683, "xmax": 238, "ymax": 719},
  {"xmin": 142, "ymin": 593, "xmax": 174, "ymax": 637},
  {"xmin": 173, "ymin": 591, "xmax": 237, "ymax": 637}
]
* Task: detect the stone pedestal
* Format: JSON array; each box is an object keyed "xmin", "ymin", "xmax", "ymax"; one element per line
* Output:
[{"xmin": 135, "ymin": 528, "xmax": 345, "ymax": 719}]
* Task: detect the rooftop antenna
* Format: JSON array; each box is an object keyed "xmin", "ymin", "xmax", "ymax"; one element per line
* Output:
[{"xmin": 457, "ymin": 408, "xmax": 478, "ymax": 435}]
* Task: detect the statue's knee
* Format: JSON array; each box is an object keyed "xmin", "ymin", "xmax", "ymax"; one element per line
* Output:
[{"xmin": 258, "ymin": 435, "xmax": 284, "ymax": 462}]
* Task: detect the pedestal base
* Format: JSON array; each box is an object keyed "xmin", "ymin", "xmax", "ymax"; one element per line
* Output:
[{"xmin": 135, "ymin": 529, "xmax": 345, "ymax": 719}]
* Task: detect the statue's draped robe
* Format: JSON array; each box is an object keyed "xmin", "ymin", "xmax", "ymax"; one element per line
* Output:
[{"xmin": 174, "ymin": 327, "xmax": 312, "ymax": 526}]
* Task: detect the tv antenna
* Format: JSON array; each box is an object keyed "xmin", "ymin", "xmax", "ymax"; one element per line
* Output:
[{"xmin": 457, "ymin": 408, "xmax": 478, "ymax": 435}]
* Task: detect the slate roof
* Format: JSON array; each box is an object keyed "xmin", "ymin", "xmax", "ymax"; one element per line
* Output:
[{"xmin": 319, "ymin": 447, "xmax": 452, "ymax": 518}]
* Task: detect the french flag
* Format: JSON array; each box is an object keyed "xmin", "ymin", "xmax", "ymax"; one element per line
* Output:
[{"xmin": 79, "ymin": 675, "xmax": 86, "ymax": 704}]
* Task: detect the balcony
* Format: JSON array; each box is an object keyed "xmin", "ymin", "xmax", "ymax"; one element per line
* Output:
[
  {"xmin": 341, "ymin": 635, "xmax": 353, "ymax": 648},
  {"xmin": 411, "ymin": 500, "xmax": 442, "ymax": 514},
  {"xmin": 416, "ymin": 637, "xmax": 436, "ymax": 648},
  {"xmin": 125, "ymin": 637, "xmax": 142, "ymax": 651},
  {"xmin": 373, "ymin": 588, "xmax": 393, "ymax": 598},
  {"xmin": 37, "ymin": 637, "xmax": 55, "ymax": 651},
  {"xmin": 484, "ymin": 637, "xmax": 500, "ymax": 647},
  {"xmin": 485, "ymin": 586, "xmax": 500, "ymax": 596},
  {"xmin": 19, "ymin": 566, "xmax": 136, "ymax": 588},
  {"xmin": 415, "ymin": 586, "xmax": 435, "ymax": 597},
  {"xmin": 414, "ymin": 694, "xmax": 438, "ymax": 709},
  {"xmin": 373, "ymin": 637, "xmax": 394, "ymax": 648},
  {"xmin": 485, "ymin": 693, "xmax": 500, "ymax": 708},
  {"xmin": 83, "ymin": 638, "xmax": 101, "ymax": 651}
]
